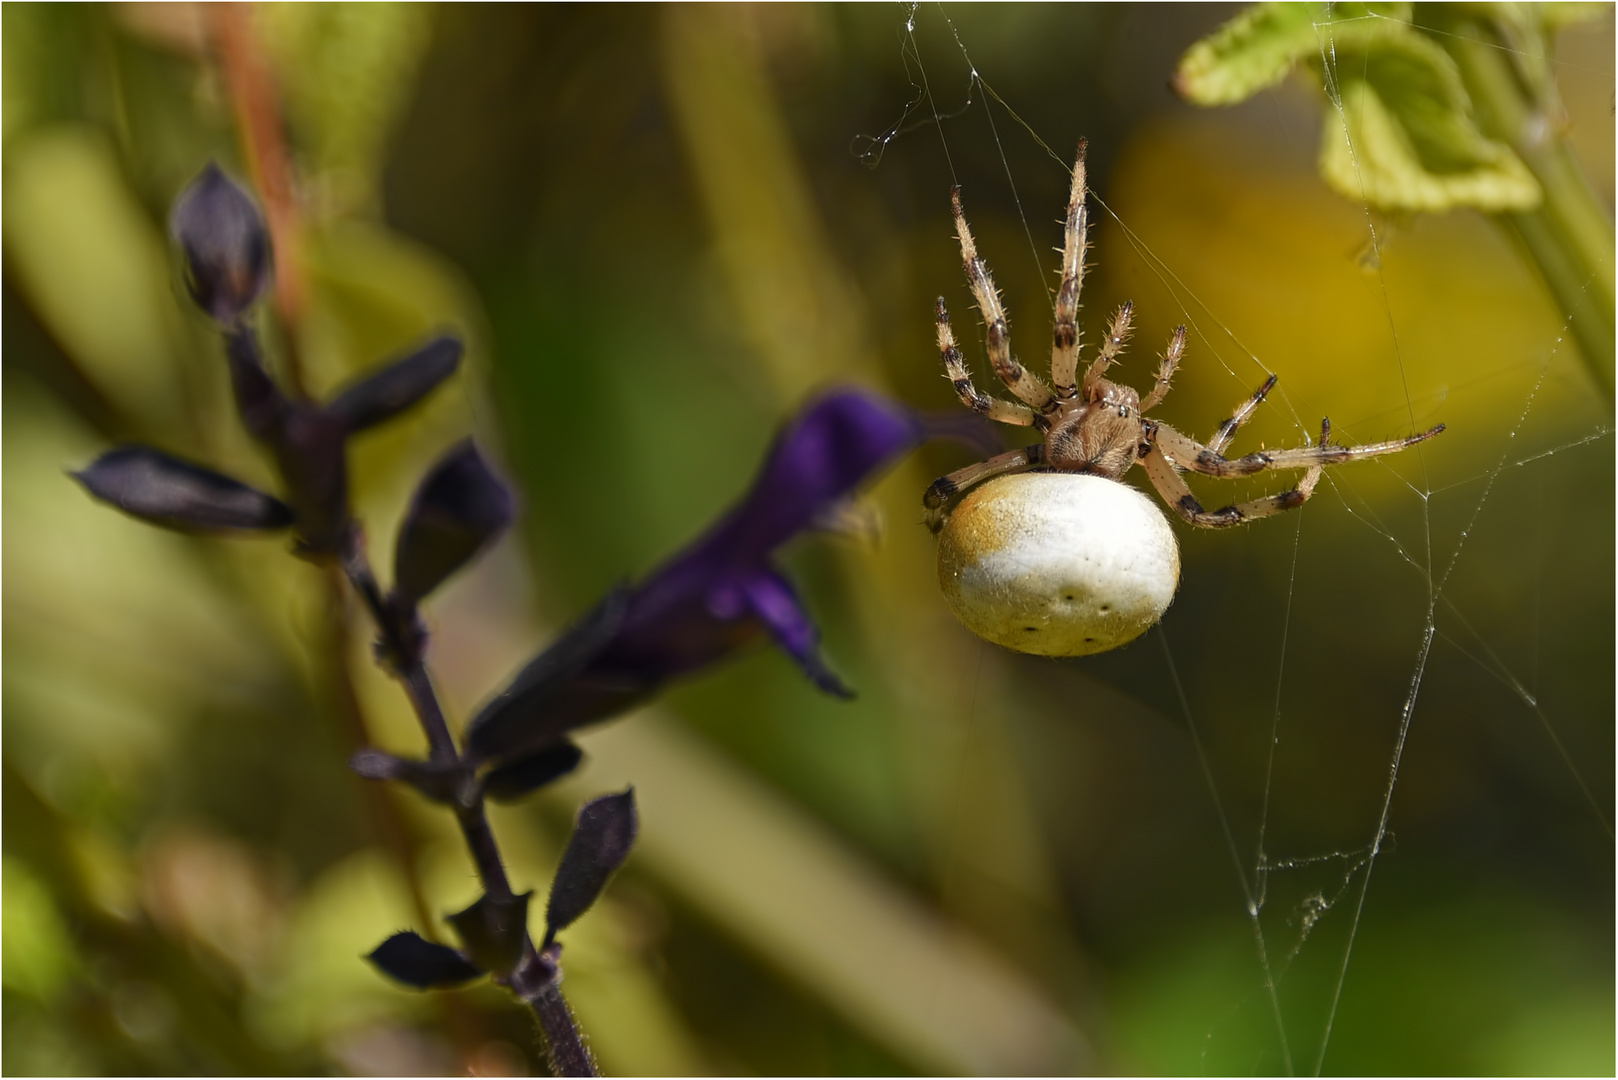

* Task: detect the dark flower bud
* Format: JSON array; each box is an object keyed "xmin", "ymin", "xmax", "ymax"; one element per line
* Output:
[
  {"xmin": 393, "ymin": 441, "xmax": 516, "ymax": 604},
  {"xmin": 273, "ymin": 404, "xmax": 351, "ymax": 557},
  {"xmin": 74, "ymin": 446, "xmax": 293, "ymax": 533},
  {"xmin": 447, "ymin": 891, "xmax": 532, "ymax": 977},
  {"xmin": 482, "ymin": 741, "xmax": 585, "ymax": 803},
  {"xmin": 367, "ymin": 931, "xmax": 483, "ymax": 989},
  {"xmin": 544, "ymin": 789, "xmax": 637, "ymax": 944},
  {"xmin": 171, "ymin": 163, "xmax": 270, "ymax": 324},
  {"xmin": 466, "ymin": 586, "xmax": 633, "ymax": 766},
  {"xmin": 327, "ymin": 336, "xmax": 464, "ymax": 433}
]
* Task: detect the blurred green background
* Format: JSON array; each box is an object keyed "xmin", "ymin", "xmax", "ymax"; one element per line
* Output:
[{"xmin": 4, "ymin": 4, "xmax": 1612, "ymax": 1075}]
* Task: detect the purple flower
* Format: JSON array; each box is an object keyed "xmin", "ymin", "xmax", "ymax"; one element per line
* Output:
[
  {"xmin": 605, "ymin": 388, "xmax": 927, "ymax": 687},
  {"xmin": 466, "ymin": 388, "xmax": 967, "ymax": 776}
]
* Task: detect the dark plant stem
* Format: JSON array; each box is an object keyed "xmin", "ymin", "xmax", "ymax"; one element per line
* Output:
[
  {"xmin": 530, "ymin": 971, "xmax": 596, "ymax": 1078},
  {"xmin": 209, "ymin": 0, "xmax": 468, "ymax": 966},
  {"xmin": 1440, "ymin": 16, "xmax": 1616, "ymax": 402},
  {"xmin": 197, "ymin": 12, "xmax": 594, "ymax": 1072},
  {"xmin": 338, "ymin": 532, "xmax": 598, "ymax": 1077},
  {"xmin": 322, "ymin": 563, "xmax": 440, "ymax": 938}
]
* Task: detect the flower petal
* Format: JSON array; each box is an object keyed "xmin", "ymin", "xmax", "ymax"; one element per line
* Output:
[
  {"xmin": 728, "ymin": 567, "xmax": 853, "ymax": 697},
  {"xmin": 700, "ymin": 388, "xmax": 924, "ymax": 563}
]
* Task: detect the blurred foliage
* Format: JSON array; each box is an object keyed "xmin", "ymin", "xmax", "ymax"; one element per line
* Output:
[
  {"xmin": 3, "ymin": 3, "xmax": 1612, "ymax": 1076},
  {"xmin": 1177, "ymin": 1, "xmax": 1615, "ymax": 399}
]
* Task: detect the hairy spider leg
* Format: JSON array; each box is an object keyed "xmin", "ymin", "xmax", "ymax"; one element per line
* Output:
[
  {"xmin": 1081, "ymin": 302, "xmax": 1135, "ymax": 397},
  {"xmin": 1050, "ymin": 140, "xmax": 1090, "ymax": 400},
  {"xmin": 1206, "ymin": 373, "xmax": 1279, "ymax": 453},
  {"xmin": 951, "ymin": 188, "xmax": 1062, "ymax": 421},
  {"xmin": 1151, "ymin": 417, "xmax": 1446, "ymax": 479},
  {"xmin": 1140, "ymin": 325, "xmax": 1187, "ymax": 413},
  {"xmin": 937, "ymin": 298, "xmax": 1036, "ymax": 427},
  {"xmin": 924, "ymin": 444, "xmax": 1047, "ymax": 533},
  {"xmin": 1140, "ymin": 420, "xmax": 1331, "ymax": 528}
]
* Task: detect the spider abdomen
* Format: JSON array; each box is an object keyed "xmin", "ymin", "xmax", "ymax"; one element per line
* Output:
[{"xmin": 936, "ymin": 473, "xmax": 1179, "ymax": 657}]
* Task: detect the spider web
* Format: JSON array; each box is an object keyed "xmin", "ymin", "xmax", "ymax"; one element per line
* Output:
[{"xmin": 861, "ymin": 5, "xmax": 1614, "ymax": 1073}]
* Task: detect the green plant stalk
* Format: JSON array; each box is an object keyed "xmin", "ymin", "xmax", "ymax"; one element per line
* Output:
[{"xmin": 1441, "ymin": 17, "xmax": 1615, "ymax": 401}]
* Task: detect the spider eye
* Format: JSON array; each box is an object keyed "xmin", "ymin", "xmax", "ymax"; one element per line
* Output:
[{"xmin": 1118, "ymin": 405, "xmax": 1130, "ymax": 417}]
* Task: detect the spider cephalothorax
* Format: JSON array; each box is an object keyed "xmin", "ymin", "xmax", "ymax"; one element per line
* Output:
[{"xmin": 923, "ymin": 140, "xmax": 1445, "ymax": 534}]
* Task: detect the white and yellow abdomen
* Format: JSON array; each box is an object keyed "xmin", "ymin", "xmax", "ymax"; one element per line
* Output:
[{"xmin": 936, "ymin": 473, "xmax": 1180, "ymax": 657}]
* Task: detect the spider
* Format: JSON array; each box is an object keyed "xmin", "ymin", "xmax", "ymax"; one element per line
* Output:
[{"xmin": 923, "ymin": 139, "xmax": 1445, "ymax": 535}]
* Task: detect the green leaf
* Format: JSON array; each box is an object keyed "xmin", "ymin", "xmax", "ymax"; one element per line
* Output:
[
  {"xmin": 1178, "ymin": 4, "xmax": 1538, "ymax": 212},
  {"xmin": 1173, "ymin": 2, "xmax": 1321, "ymax": 105},
  {"xmin": 1318, "ymin": 79, "xmax": 1539, "ymax": 211},
  {"xmin": 1174, "ymin": 3, "xmax": 1418, "ymax": 105},
  {"xmin": 1312, "ymin": 21, "xmax": 1540, "ymax": 212},
  {"xmin": 1511, "ymin": 2, "xmax": 1607, "ymax": 30}
]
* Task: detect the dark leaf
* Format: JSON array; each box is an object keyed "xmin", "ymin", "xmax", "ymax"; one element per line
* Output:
[
  {"xmin": 466, "ymin": 585, "xmax": 633, "ymax": 765},
  {"xmin": 545, "ymin": 789, "xmax": 638, "ymax": 942},
  {"xmin": 482, "ymin": 742, "xmax": 585, "ymax": 803},
  {"xmin": 326, "ymin": 335, "xmax": 463, "ymax": 433},
  {"xmin": 74, "ymin": 446, "xmax": 293, "ymax": 533},
  {"xmin": 392, "ymin": 441, "xmax": 515, "ymax": 603},
  {"xmin": 367, "ymin": 931, "xmax": 483, "ymax": 989},
  {"xmin": 349, "ymin": 748, "xmax": 465, "ymax": 805},
  {"xmin": 170, "ymin": 163, "xmax": 270, "ymax": 324},
  {"xmin": 447, "ymin": 892, "xmax": 532, "ymax": 977}
]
